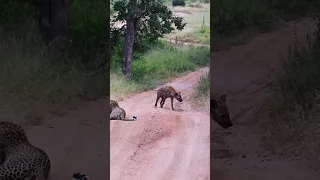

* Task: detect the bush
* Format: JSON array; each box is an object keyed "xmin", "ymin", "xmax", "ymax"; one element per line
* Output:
[
  {"xmin": 211, "ymin": 0, "xmax": 275, "ymax": 37},
  {"xmin": 172, "ymin": 0, "xmax": 185, "ymax": 7},
  {"xmin": 261, "ymin": 30, "xmax": 320, "ymax": 155},
  {"xmin": 110, "ymin": 42, "xmax": 209, "ymax": 99},
  {"xmin": 192, "ymin": 71, "xmax": 210, "ymax": 110},
  {"xmin": 0, "ymin": 0, "xmax": 108, "ymax": 124}
]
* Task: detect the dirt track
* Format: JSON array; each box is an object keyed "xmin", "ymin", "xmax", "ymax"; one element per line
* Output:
[
  {"xmin": 211, "ymin": 18, "xmax": 319, "ymax": 179},
  {"xmin": 14, "ymin": 16, "xmax": 319, "ymax": 180},
  {"xmin": 110, "ymin": 68, "xmax": 210, "ymax": 180},
  {"xmin": 25, "ymin": 99, "xmax": 109, "ymax": 179},
  {"xmin": 16, "ymin": 62, "xmax": 209, "ymax": 180}
]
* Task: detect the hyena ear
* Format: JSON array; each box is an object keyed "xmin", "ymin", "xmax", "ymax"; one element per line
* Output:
[
  {"xmin": 211, "ymin": 99, "xmax": 218, "ymax": 109},
  {"xmin": 220, "ymin": 95, "xmax": 227, "ymax": 102}
]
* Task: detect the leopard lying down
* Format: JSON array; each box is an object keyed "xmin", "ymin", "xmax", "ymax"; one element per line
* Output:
[
  {"xmin": 110, "ymin": 100, "xmax": 138, "ymax": 121},
  {"xmin": 211, "ymin": 94, "xmax": 233, "ymax": 129},
  {"xmin": 0, "ymin": 121, "xmax": 93, "ymax": 180},
  {"xmin": 0, "ymin": 121, "xmax": 51, "ymax": 180}
]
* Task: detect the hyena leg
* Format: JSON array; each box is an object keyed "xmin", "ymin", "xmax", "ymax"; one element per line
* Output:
[
  {"xmin": 160, "ymin": 98, "xmax": 166, "ymax": 108},
  {"xmin": 155, "ymin": 95, "xmax": 160, "ymax": 107},
  {"xmin": 171, "ymin": 97, "xmax": 174, "ymax": 110},
  {"xmin": 160, "ymin": 98, "xmax": 164, "ymax": 108}
]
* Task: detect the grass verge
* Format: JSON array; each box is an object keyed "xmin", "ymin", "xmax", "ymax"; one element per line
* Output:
[
  {"xmin": 110, "ymin": 42, "xmax": 209, "ymax": 100},
  {"xmin": 179, "ymin": 25, "xmax": 210, "ymax": 44},
  {"xmin": 165, "ymin": 3, "xmax": 210, "ymax": 44},
  {"xmin": 191, "ymin": 71, "xmax": 210, "ymax": 111},
  {"xmin": 260, "ymin": 30, "xmax": 320, "ymax": 157}
]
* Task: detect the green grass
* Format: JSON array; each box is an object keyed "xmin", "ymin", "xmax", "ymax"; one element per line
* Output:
[
  {"xmin": 165, "ymin": 4, "xmax": 210, "ymax": 44},
  {"xmin": 0, "ymin": 0, "xmax": 107, "ymax": 125},
  {"xmin": 211, "ymin": 0, "xmax": 276, "ymax": 50},
  {"xmin": 212, "ymin": 0, "xmax": 275, "ymax": 37},
  {"xmin": 260, "ymin": 31, "xmax": 320, "ymax": 157},
  {"xmin": 174, "ymin": 22, "xmax": 210, "ymax": 44},
  {"xmin": 191, "ymin": 71, "xmax": 210, "ymax": 111},
  {"xmin": 110, "ymin": 0, "xmax": 210, "ymax": 44},
  {"xmin": 211, "ymin": 0, "xmax": 320, "ymax": 51},
  {"xmin": 110, "ymin": 42, "xmax": 209, "ymax": 100}
]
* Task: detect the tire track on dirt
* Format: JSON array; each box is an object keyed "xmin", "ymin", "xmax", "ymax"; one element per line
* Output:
[{"xmin": 110, "ymin": 67, "xmax": 210, "ymax": 180}]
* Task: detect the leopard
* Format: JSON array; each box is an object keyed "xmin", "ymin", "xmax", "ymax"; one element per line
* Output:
[
  {"xmin": 155, "ymin": 86, "xmax": 183, "ymax": 110},
  {"xmin": 0, "ymin": 121, "xmax": 51, "ymax": 180},
  {"xmin": 110, "ymin": 100, "xmax": 138, "ymax": 121},
  {"xmin": 110, "ymin": 100, "xmax": 119, "ymax": 114},
  {"xmin": 211, "ymin": 94, "xmax": 233, "ymax": 129}
]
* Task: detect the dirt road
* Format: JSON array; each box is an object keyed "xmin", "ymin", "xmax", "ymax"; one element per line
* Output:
[
  {"xmin": 25, "ymin": 99, "xmax": 109, "ymax": 179},
  {"xmin": 211, "ymin": 18, "xmax": 319, "ymax": 179},
  {"xmin": 110, "ymin": 68, "xmax": 210, "ymax": 180},
  {"xmin": 14, "ymin": 63, "xmax": 209, "ymax": 180}
]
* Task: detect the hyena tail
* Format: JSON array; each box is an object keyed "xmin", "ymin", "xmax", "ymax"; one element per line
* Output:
[
  {"xmin": 73, "ymin": 172, "xmax": 89, "ymax": 180},
  {"xmin": 122, "ymin": 116, "xmax": 139, "ymax": 121}
]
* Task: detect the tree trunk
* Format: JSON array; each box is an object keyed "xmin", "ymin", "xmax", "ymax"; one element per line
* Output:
[
  {"xmin": 48, "ymin": 0, "xmax": 69, "ymax": 52},
  {"xmin": 122, "ymin": 17, "xmax": 137, "ymax": 79},
  {"xmin": 34, "ymin": 0, "xmax": 69, "ymax": 51}
]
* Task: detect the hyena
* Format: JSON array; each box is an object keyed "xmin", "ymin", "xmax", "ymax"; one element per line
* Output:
[
  {"xmin": 211, "ymin": 94, "xmax": 233, "ymax": 129},
  {"xmin": 155, "ymin": 86, "xmax": 183, "ymax": 110},
  {"xmin": 110, "ymin": 100, "xmax": 138, "ymax": 121}
]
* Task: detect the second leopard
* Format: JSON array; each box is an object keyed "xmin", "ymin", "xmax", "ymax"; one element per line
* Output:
[{"xmin": 110, "ymin": 100, "xmax": 138, "ymax": 121}]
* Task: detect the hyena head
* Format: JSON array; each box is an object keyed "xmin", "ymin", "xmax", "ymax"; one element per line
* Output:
[
  {"xmin": 211, "ymin": 95, "xmax": 233, "ymax": 129},
  {"xmin": 174, "ymin": 92, "xmax": 183, "ymax": 102}
]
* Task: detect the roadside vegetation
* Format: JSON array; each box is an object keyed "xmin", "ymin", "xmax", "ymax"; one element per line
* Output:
[
  {"xmin": 164, "ymin": 0, "xmax": 210, "ymax": 44},
  {"xmin": 261, "ymin": 27, "xmax": 320, "ymax": 157},
  {"xmin": 212, "ymin": 0, "xmax": 320, "ymax": 51},
  {"xmin": 214, "ymin": 0, "xmax": 320, "ymax": 157},
  {"xmin": 0, "ymin": 0, "xmax": 107, "ymax": 125},
  {"xmin": 191, "ymin": 71, "xmax": 210, "ymax": 111},
  {"xmin": 213, "ymin": 0, "xmax": 320, "ymax": 158},
  {"xmin": 110, "ymin": 40, "xmax": 209, "ymax": 100},
  {"xmin": 110, "ymin": 0, "xmax": 210, "ymax": 105}
]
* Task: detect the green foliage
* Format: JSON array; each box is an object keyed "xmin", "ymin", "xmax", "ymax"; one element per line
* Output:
[
  {"xmin": 110, "ymin": 0, "xmax": 115, "ymax": 14},
  {"xmin": 0, "ymin": 0, "xmax": 37, "ymax": 33},
  {"xmin": 195, "ymin": 71, "xmax": 210, "ymax": 97},
  {"xmin": 192, "ymin": 71, "xmax": 210, "ymax": 110},
  {"xmin": 262, "ymin": 0, "xmax": 320, "ymax": 20},
  {"xmin": 272, "ymin": 41, "xmax": 320, "ymax": 117},
  {"xmin": 0, "ymin": 0, "xmax": 108, "ymax": 124},
  {"xmin": 212, "ymin": 0, "xmax": 320, "ymax": 38},
  {"xmin": 172, "ymin": 0, "xmax": 185, "ymax": 7},
  {"xmin": 200, "ymin": 0, "xmax": 209, "ymax": 3},
  {"xmin": 68, "ymin": 0, "xmax": 108, "ymax": 70},
  {"xmin": 110, "ymin": 42, "xmax": 209, "ymax": 99},
  {"xmin": 260, "ymin": 30, "xmax": 320, "ymax": 155},
  {"xmin": 211, "ymin": 0, "xmax": 275, "ymax": 37},
  {"xmin": 193, "ymin": 25, "xmax": 210, "ymax": 44},
  {"xmin": 111, "ymin": 0, "xmax": 186, "ymax": 48}
]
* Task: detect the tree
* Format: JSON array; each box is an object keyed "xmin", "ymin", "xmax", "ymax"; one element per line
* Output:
[
  {"xmin": 32, "ymin": 0, "xmax": 69, "ymax": 51},
  {"xmin": 112, "ymin": 0, "xmax": 186, "ymax": 79}
]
